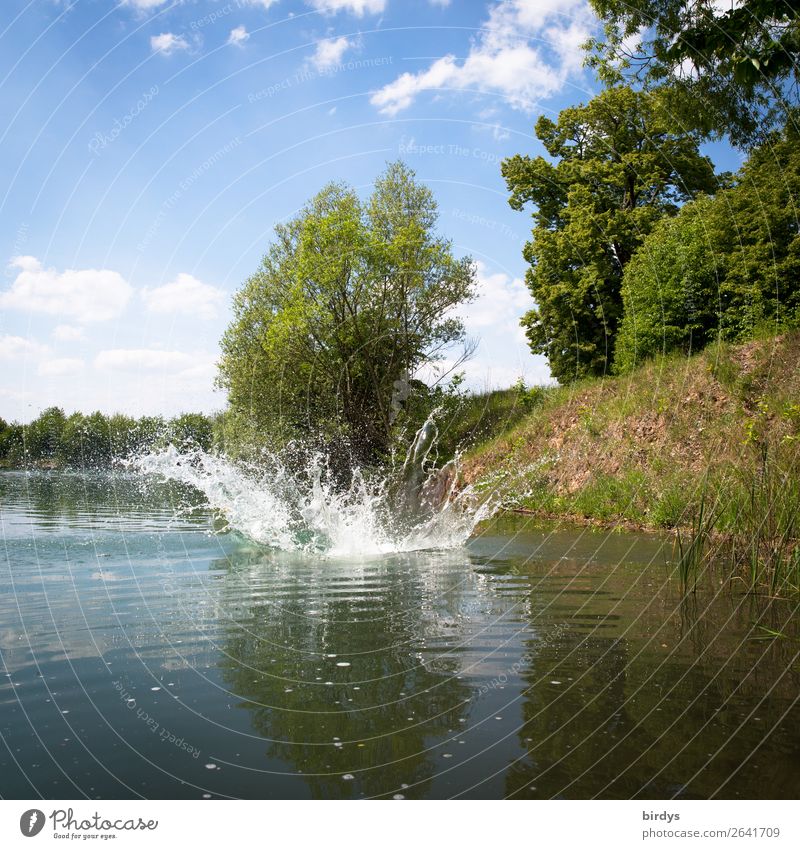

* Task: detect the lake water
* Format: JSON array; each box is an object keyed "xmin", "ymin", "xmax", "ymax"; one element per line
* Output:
[{"xmin": 1, "ymin": 470, "xmax": 798, "ymax": 800}]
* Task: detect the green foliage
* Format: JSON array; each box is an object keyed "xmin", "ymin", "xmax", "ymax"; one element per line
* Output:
[
  {"xmin": 23, "ymin": 406, "xmax": 67, "ymax": 462},
  {"xmin": 571, "ymin": 470, "xmax": 649, "ymax": 522},
  {"xmin": 502, "ymin": 85, "xmax": 716, "ymax": 383},
  {"xmin": 168, "ymin": 413, "xmax": 213, "ymax": 453},
  {"xmin": 674, "ymin": 484, "xmax": 718, "ymax": 594},
  {"xmin": 615, "ymin": 121, "xmax": 800, "ymax": 372},
  {"xmin": 587, "ymin": 0, "xmax": 800, "ymax": 146},
  {"xmin": 432, "ymin": 383, "xmax": 540, "ymax": 461},
  {"xmin": 218, "ymin": 161, "xmax": 476, "ymax": 462},
  {"xmin": 0, "ymin": 419, "xmax": 24, "ymax": 467},
  {"xmin": 513, "ymin": 378, "xmax": 545, "ymax": 412},
  {"xmin": 0, "ymin": 408, "xmax": 215, "ymax": 468}
]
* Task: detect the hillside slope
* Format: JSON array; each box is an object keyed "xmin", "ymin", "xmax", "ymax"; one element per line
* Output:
[{"xmin": 463, "ymin": 332, "xmax": 800, "ymax": 530}]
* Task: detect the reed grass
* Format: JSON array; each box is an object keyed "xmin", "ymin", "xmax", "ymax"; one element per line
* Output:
[{"xmin": 674, "ymin": 485, "xmax": 719, "ymax": 593}]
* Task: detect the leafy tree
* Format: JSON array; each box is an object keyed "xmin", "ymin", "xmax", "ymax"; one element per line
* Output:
[
  {"xmin": 131, "ymin": 416, "xmax": 167, "ymax": 455},
  {"xmin": 615, "ymin": 119, "xmax": 800, "ymax": 371},
  {"xmin": 58, "ymin": 411, "xmax": 112, "ymax": 467},
  {"xmin": 0, "ymin": 417, "xmax": 8, "ymax": 464},
  {"xmin": 0, "ymin": 418, "xmax": 24, "ymax": 466},
  {"xmin": 24, "ymin": 406, "xmax": 67, "ymax": 462},
  {"xmin": 614, "ymin": 195, "xmax": 721, "ymax": 372},
  {"xmin": 58, "ymin": 413, "xmax": 88, "ymax": 466},
  {"xmin": 587, "ymin": 0, "xmax": 800, "ymax": 145},
  {"xmin": 502, "ymin": 86, "xmax": 716, "ymax": 382},
  {"xmin": 168, "ymin": 413, "xmax": 213, "ymax": 452},
  {"xmin": 218, "ymin": 161, "xmax": 476, "ymax": 461},
  {"xmin": 107, "ymin": 414, "xmax": 138, "ymax": 458}
]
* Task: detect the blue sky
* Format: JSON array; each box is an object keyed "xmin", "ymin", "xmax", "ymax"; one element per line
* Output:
[{"xmin": 0, "ymin": 0, "xmax": 738, "ymax": 422}]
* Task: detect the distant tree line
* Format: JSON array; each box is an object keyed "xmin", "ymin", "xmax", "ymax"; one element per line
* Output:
[{"xmin": 0, "ymin": 408, "xmax": 217, "ymax": 468}]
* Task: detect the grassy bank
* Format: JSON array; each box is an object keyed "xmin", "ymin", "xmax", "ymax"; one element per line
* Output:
[{"xmin": 461, "ymin": 331, "xmax": 800, "ymax": 594}]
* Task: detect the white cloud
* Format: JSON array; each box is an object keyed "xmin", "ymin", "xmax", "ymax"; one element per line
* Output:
[
  {"xmin": 458, "ymin": 260, "xmax": 532, "ymax": 335},
  {"xmin": 37, "ymin": 358, "xmax": 85, "ymax": 377},
  {"xmin": 142, "ymin": 273, "xmax": 226, "ymax": 320},
  {"xmin": 53, "ymin": 324, "xmax": 86, "ymax": 342},
  {"xmin": 123, "ymin": 0, "xmax": 172, "ymax": 10},
  {"xmin": 419, "ymin": 260, "xmax": 551, "ymax": 391},
  {"xmin": 1, "ymin": 256, "xmax": 131, "ymax": 323},
  {"xmin": 306, "ymin": 0, "xmax": 386, "ymax": 15},
  {"xmin": 371, "ymin": 0, "xmax": 592, "ymax": 115},
  {"xmin": 228, "ymin": 26, "xmax": 250, "ymax": 47},
  {"xmin": 239, "ymin": 0, "xmax": 384, "ymax": 9},
  {"xmin": 311, "ymin": 35, "xmax": 354, "ymax": 70},
  {"xmin": 93, "ymin": 349, "xmax": 219, "ymax": 401},
  {"xmin": 95, "ymin": 349, "xmax": 200, "ymax": 373},
  {"xmin": 150, "ymin": 33, "xmax": 190, "ymax": 55},
  {"xmin": 0, "ymin": 334, "xmax": 48, "ymax": 361},
  {"xmin": 429, "ymin": 0, "xmax": 451, "ymax": 6}
]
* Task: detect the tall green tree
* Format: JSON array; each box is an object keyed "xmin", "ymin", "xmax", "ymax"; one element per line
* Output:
[
  {"xmin": 218, "ymin": 162, "xmax": 475, "ymax": 461},
  {"xmin": 24, "ymin": 406, "xmax": 67, "ymax": 462},
  {"xmin": 587, "ymin": 0, "xmax": 800, "ymax": 145},
  {"xmin": 169, "ymin": 413, "xmax": 214, "ymax": 452},
  {"xmin": 502, "ymin": 85, "xmax": 716, "ymax": 382},
  {"xmin": 615, "ymin": 119, "xmax": 800, "ymax": 371},
  {"xmin": 58, "ymin": 412, "xmax": 112, "ymax": 466}
]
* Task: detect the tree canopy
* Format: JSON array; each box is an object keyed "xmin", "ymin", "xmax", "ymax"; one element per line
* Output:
[
  {"xmin": 587, "ymin": 0, "xmax": 800, "ymax": 145},
  {"xmin": 0, "ymin": 408, "xmax": 217, "ymax": 468},
  {"xmin": 217, "ymin": 161, "xmax": 476, "ymax": 461},
  {"xmin": 502, "ymin": 85, "xmax": 716, "ymax": 382},
  {"xmin": 615, "ymin": 118, "xmax": 800, "ymax": 371}
]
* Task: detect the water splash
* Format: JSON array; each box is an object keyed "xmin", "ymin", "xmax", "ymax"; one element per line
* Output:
[{"xmin": 131, "ymin": 416, "xmax": 497, "ymax": 556}]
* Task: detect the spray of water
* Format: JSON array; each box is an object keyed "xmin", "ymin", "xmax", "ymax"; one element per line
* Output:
[{"xmin": 131, "ymin": 414, "xmax": 497, "ymax": 556}]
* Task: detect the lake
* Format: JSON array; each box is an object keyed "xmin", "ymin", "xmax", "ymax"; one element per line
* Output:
[{"xmin": 1, "ymin": 470, "xmax": 798, "ymax": 800}]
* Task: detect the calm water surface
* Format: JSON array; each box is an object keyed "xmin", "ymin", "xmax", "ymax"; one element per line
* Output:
[{"xmin": 1, "ymin": 471, "xmax": 798, "ymax": 799}]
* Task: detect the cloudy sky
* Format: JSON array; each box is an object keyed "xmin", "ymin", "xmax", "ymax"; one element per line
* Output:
[{"xmin": 0, "ymin": 0, "xmax": 734, "ymax": 422}]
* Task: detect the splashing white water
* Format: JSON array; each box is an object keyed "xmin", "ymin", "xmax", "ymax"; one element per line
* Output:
[{"xmin": 131, "ymin": 440, "xmax": 496, "ymax": 557}]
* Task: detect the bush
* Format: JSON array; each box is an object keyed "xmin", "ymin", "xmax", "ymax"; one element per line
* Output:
[{"xmin": 614, "ymin": 120, "xmax": 800, "ymax": 373}]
